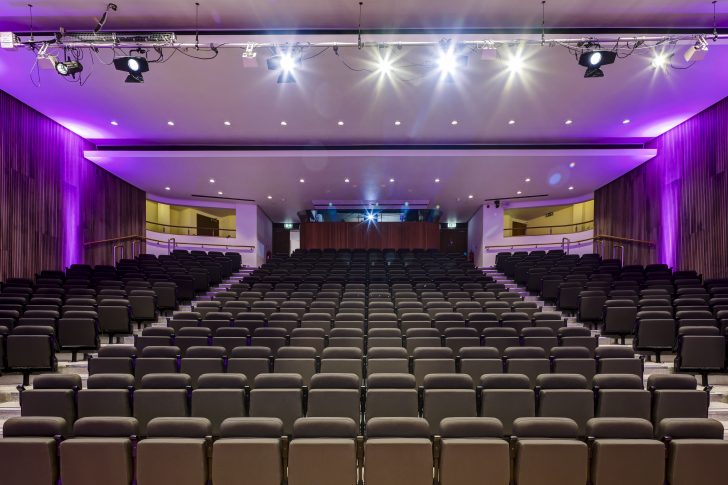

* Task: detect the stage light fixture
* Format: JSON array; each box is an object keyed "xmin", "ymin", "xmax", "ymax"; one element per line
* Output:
[
  {"xmin": 377, "ymin": 56, "xmax": 393, "ymax": 74},
  {"xmin": 578, "ymin": 50, "xmax": 617, "ymax": 78},
  {"xmin": 113, "ymin": 56, "xmax": 149, "ymax": 83},
  {"xmin": 505, "ymin": 54, "xmax": 524, "ymax": 73},
  {"xmin": 651, "ymin": 52, "xmax": 671, "ymax": 69},
  {"xmin": 366, "ymin": 212, "xmax": 377, "ymax": 222},
  {"xmin": 267, "ymin": 52, "xmax": 301, "ymax": 84},
  {"xmin": 54, "ymin": 59, "xmax": 83, "ymax": 77}
]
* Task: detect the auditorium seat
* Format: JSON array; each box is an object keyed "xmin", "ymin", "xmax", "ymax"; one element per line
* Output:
[
  {"xmin": 134, "ymin": 345, "xmax": 180, "ymax": 385},
  {"xmin": 412, "ymin": 347, "xmax": 455, "ymax": 385},
  {"xmin": 134, "ymin": 374, "xmax": 192, "ymax": 436},
  {"xmin": 228, "ymin": 346, "xmax": 271, "ymax": 386},
  {"xmin": 602, "ymin": 300, "xmax": 639, "ymax": 344},
  {"xmin": 550, "ymin": 346, "xmax": 596, "ymax": 383},
  {"xmin": 19, "ymin": 374, "xmax": 80, "ymax": 437},
  {"xmin": 458, "ymin": 347, "xmax": 502, "ymax": 384},
  {"xmin": 0, "ymin": 417, "xmax": 66, "ymax": 485},
  {"xmin": 77, "ymin": 373, "xmax": 134, "ymax": 419},
  {"xmin": 136, "ymin": 417, "xmax": 211, "ymax": 485},
  {"xmin": 443, "ymin": 327, "xmax": 480, "ymax": 355},
  {"xmin": 521, "ymin": 327, "xmax": 557, "ymax": 354},
  {"xmin": 533, "ymin": 312, "xmax": 564, "ymax": 333},
  {"xmin": 464, "ymin": 312, "xmax": 496, "ymax": 333},
  {"xmin": 274, "ymin": 346, "xmax": 316, "ymax": 385},
  {"xmin": 512, "ymin": 417, "xmax": 588, "ymax": 485},
  {"xmin": 479, "ymin": 374, "xmax": 535, "ymax": 435},
  {"xmin": 134, "ymin": 326, "xmax": 174, "ymax": 354},
  {"xmin": 503, "ymin": 346, "xmax": 550, "ymax": 387},
  {"xmin": 6, "ymin": 325, "xmax": 57, "ymax": 384},
  {"xmin": 364, "ymin": 418, "xmax": 433, "ymax": 485},
  {"xmin": 367, "ymin": 347, "xmax": 409, "ymax": 374},
  {"xmin": 593, "ymin": 374, "xmax": 651, "ymax": 420},
  {"xmin": 422, "ymin": 374, "xmax": 476, "ymax": 434},
  {"xmin": 191, "ymin": 373, "xmax": 247, "ymax": 436},
  {"xmin": 656, "ymin": 418, "xmax": 728, "ymax": 485},
  {"xmin": 212, "ymin": 418, "xmax": 284, "ymax": 485},
  {"xmin": 98, "ymin": 299, "xmax": 133, "ymax": 343},
  {"xmin": 249, "ymin": 373, "xmax": 304, "ymax": 434},
  {"xmin": 320, "ymin": 347, "xmax": 363, "ymax": 380},
  {"xmin": 57, "ymin": 314, "xmax": 100, "ymax": 360},
  {"xmin": 674, "ymin": 326, "xmax": 726, "ymax": 385},
  {"xmin": 287, "ymin": 417, "xmax": 359, "ymax": 485},
  {"xmin": 438, "ymin": 417, "xmax": 510, "ymax": 485},
  {"xmin": 180, "ymin": 345, "xmax": 226, "ymax": 386},
  {"xmin": 648, "ymin": 374, "xmax": 709, "ymax": 426},
  {"xmin": 365, "ymin": 373, "xmax": 419, "ymax": 420},
  {"xmin": 595, "ymin": 346, "xmax": 643, "ymax": 379},
  {"xmin": 88, "ymin": 344, "xmax": 136, "ymax": 375},
  {"xmin": 558, "ymin": 327, "xmax": 598, "ymax": 354},
  {"xmin": 633, "ymin": 311, "xmax": 676, "ymax": 362},
  {"xmin": 289, "ymin": 327, "xmax": 325, "ymax": 354},
  {"xmin": 536, "ymin": 374, "xmax": 594, "ymax": 436},
  {"xmin": 586, "ymin": 418, "xmax": 665, "ymax": 485},
  {"xmin": 212, "ymin": 327, "xmax": 249, "ymax": 355},
  {"xmin": 306, "ymin": 373, "xmax": 361, "ymax": 425},
  {"xmin": 328, "ymin": 327, "xmax": 364, "ymax": 350},
  {"xmin": 482, "ymin": 327, "xmax": 519, "ymax": 354},
  {"xmin": 59, "ymin": 417, "xmax": 138, "ymax": 485}
]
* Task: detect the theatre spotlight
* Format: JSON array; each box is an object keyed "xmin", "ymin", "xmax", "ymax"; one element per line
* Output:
[
  {"xmin": 267, "ymin": 52, "xmax": 301, "ymax": 83},
  {"xmin": 113, "ymin": 56, "xmax": 149, "ymax": 83},
  {"xmin": 53, "ymin": 58, "xmax": 83, "ymax": 77},
  {"xmin": 365, "ymin": 212, "xmax": 377, "ymax": 223},
  {"xmin": 578, "ymin": 50, "xmax": 616, "ymax": 78}
]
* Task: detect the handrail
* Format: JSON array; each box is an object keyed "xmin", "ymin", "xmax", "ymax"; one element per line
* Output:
[
  {"xmin": 503, "ymin": 220, "xmax": 594, "ymax": 231},
  {"xmin": 484, "ymin": 233, "xmax": 655, "ymax": 251},
  {"xmin": 84, "ymin": 235, "xmax": 145, "ymax": 247},
  {"xmin": 83, "ymin": 234, "xmax": 255, "ymax": 251},
  {"xmin": 592, "ymin": 234, "xmax": 655, "ymax": 245},
  {"xmin": 146, "ymin": 220, "xmax": 236, "ymax": 236}
]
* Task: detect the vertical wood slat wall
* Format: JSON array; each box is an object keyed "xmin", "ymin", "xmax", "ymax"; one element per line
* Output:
[
  {"xmin": 595, "ymin": 96, "xmax": 728, "ymax": 279},
  {"xmin": 300, "ymin": 222, "xmax": 441, "ymax": 250},
  {"xmin": 0, "ymin": 89, "xmax": 146, "ymax": 279}
]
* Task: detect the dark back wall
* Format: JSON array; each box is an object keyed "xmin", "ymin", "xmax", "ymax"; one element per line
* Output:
[
  {"xmin": 301, "ymin": 222, "xmax": 440, "ymax": 250},
  {"xmin": 0, "ymin": 90, "xmax": 146, "ymax": 279},
  {"xmin": 595, "ymin": 96, "xmax": 728, "ymax": 278}
]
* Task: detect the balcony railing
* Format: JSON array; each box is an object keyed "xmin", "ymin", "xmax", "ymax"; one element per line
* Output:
[
  {"xmin": 146, "ymin": 221, "xmax": 236, "ymax": 238},
  {"xmin": 503, "ymin": 220, "xmax": 594, "ymax": 237}
]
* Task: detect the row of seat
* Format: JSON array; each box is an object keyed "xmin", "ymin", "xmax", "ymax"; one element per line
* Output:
[
  {"xmin": 136, "ymin": 324, "xmax": 595, "ymax": 355},
  {"xmin": 90, "ymin": 342, "xmax": 644, "ymax": 386},
  {"xmin": 3, "ymin": 415, "xmax": 725, "ymax": 485},
  {"xmin": 20, "ymin": 371, "xmax": 709, "ymax": 437},
  {"xmin": 168, "ymin": 308, "xmax": 564, "ymax": 333}
]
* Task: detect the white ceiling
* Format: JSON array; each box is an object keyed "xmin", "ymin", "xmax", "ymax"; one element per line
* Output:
[
  {"xmin": 1, "ymin": 1, "xmax": 727, "ymax": 222},
  {"xmin": 86, "ymin": 148, "xmax": 655, "ymax": 222}
]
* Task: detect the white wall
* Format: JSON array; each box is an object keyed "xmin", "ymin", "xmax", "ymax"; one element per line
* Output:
[
  {"xmin": 256, "ymin": 207, "xmax": 273, "ymax": 266},
  {"xmin": 290, "ymin": 230, "xmax": 301, "ymax": 254},
  {"xmin": 467, "ymin": 206, "xmax": 484, "ymax": 267},
  {"xmin": 478, "ymin": 199, "xmax": 596, "ymax": 267}
]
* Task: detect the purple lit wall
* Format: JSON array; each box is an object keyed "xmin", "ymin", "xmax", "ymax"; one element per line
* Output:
[
  {"xmin": 0, "ymin": 89, "xmax": 145, "ymax": 279},
  {"xmin": 595, "ymin": 96, "xmax": 728, "ymax": 278}
]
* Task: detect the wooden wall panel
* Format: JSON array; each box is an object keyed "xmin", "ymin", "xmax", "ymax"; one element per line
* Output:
[
  {"xmin": 595, "ymin": 96, "xmax": 728, "ymax": 278},
  {"xmin": 0, "ymin": 89, "xmax": 146, "ymax": 279},
  {"xmin": 301, "ymin": 222, "xmax": 440, "ymax": 250}
]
